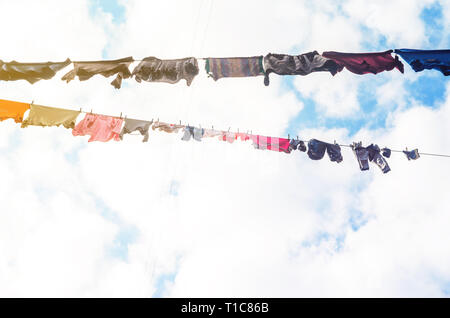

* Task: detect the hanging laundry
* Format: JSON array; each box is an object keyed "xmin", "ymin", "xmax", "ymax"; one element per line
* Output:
[
  {"xmin": 263, "ymin": 51, "xmax": 339, "ymax": 86},
  {"xmin": 61, "ymin": 57, "xmax": 133, "ymax": 89},
  {"xmin": 0, "ymin": 99, "xmax": 30, "ymax": 123},
  {"xmin": 119, "ymin": 118, "xmax": 153, "ymax": 142},
  {"xmin": 351, "ymin": 142, "xmax": 370, "ymax": 171},
  {"xmin": 351, "ymin": 142, "xmax": 390, "ymax": 173},
  {"xmin": 218, "ymin": 131, "xmax": 237, "ymax": 143},
  {"xmin": 21, "ymin": 104, "xmax": 80, "ymax": 129},
  {"xmin": 322, "ymin": 50, "xmax": 404, "ymax": 75},
  {"xmin": 205, "ymin": 56, "xmax": 265, "ymax": 81},
  {"xmin": 367, "ymin": 144, "xmax": 391, "ymax": 173},
  {"xmin": 72, "ymin": 113, "xmax": 123, "ymax": 142},
  {"xmin": 0, "ymin": 59, "xmax": 71, "ymax": 84},
  {"xmin": 132, "ymin": 57, "xmax": 199, "ymax": 86},
  {"xmin": 394, "ymin": 49, "xmax": 450, "ymax": 76},
  {"xmin": 381, "ymin": 147, "xmax": 391, "ymax": 158},
  {"xmin": 250, "ymin": 135, "xmax": 291, "ymax": 153},
  {"xmin": 181, "ymin": 126, "xmax": 204, "ymax": 141},
  {"xmin": 307, "ymin": 139, "xmax": 343, "ymax": 162},
  {"xmin": 152, "ymin": 121, "xmax": 184, "ymax": 133},
  {"xmin": 236, "ymin": 132, "xmax": 250, "ymax": 141},
  {"xmin": 403, "ymin": 148, "xmax": 420, "ymax": 160},
  {"xmin": 289, "ymin": 139, "xmax": 307, "ymax": 152},
  {"xmin": 203, "ymin": 128, "xmax": 223, "ymax": 138}
]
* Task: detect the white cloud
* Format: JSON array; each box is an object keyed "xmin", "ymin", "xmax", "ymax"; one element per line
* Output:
[{"xmin": 0, "ymin": 0, "xmax": 449, "ymax": 297}]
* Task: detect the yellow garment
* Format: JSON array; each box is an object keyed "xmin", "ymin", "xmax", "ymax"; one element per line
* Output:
[
  {"xmin": 0, "ymin": 99, "xmax": 30, "ymax": 123},
  {"xmin": 21, "ymin": 104, "xmax": 80, "ymax": 129}
]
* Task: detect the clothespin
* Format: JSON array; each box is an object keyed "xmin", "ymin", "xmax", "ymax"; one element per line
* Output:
[
  {"xmin": 228, "ymin": 127, "xmax": 231, "ymax": 132},
  {"xmin": 120, "ymin": 112, "xmax": 122, "ymax": 118},
  {"xmin": 237, "ymin": 128, "xmax": 239, "ymax": 133},
  {"xmin": 288, "ymin": 134, "xmax": 290, "ymax": 140},
  {"xmin": 296, "ymin": 136, "xmax": 299, "ymax": 140},
  {"xmin": 31, "ymin": 100, "xmax": 34, "ymax": 105},
  {"xmin": 79, "ymin": 107, "xmax": 82, "ymax": 112},
  {"xmin": 179, "ymin": 120, "xmax": 181, "ymax": 125},
  {"xmin": 90, "ymin": 109, "xmax": 93, "ymax": 114}
]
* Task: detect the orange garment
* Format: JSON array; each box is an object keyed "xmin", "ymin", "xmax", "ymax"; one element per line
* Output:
[
  {"xmin": 0, "ymin": 99, "xmax": 30, "ymax": 123},
  {"xmin": 72, "ymin": 113, "xmax": 123, "ymax": 142}
]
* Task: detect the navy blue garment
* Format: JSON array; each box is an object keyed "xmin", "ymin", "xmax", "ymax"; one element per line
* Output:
[
  {"xmin": 394, "ymin": 49, "xmax": 450, "ymax": 76},
  {"xmin": 381, "ymin": 147, "xmax": 391, "ymax": 158},
  {"xmin": 403, "ymin": 149, "xmax": 420, "ymax": 160},
  {"xmin": 307, "ymin": 139, "xmax": 342, "ymax": 163}
]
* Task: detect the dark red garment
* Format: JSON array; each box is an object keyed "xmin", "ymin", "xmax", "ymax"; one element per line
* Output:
[{"xmin": 322, "ymin": 50, "xmax": 404, "ymax": 75}]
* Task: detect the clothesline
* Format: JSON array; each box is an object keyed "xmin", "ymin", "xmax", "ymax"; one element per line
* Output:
[
  {"xmin": 1, "ymin": 97, "xmax": 448, "ymax": 177},
  {"xmin": 75, "ymin": 108, "xmax": 448, "ymax": 158},
  {"xmin": 1, "ymin": 49, "xmax": 448, "ymax": 89}
]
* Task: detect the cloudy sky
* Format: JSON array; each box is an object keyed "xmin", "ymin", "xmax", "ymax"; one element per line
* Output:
[{"xmin": 0, "ymin": 0, "xmax": 449, "ymax": 297}]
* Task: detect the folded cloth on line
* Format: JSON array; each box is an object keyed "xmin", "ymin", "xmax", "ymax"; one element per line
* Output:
[
  {"xmin": 307, "ymin": 139, "xmax": 343, "ymax": 162},
  {"xmin": 61, "ymin": 57, "xmax": 133, "ymax": 89},
  {"xmin": 0, "ymin": 58, "xmax": 71, "ymax": 84},
  {"xmin": 250, "ymin": 135, "xmax": 291, "ymax": 153},
  {"xmin": 263, "ymin": 51, "xmax": 339, "ymax": 86},
  {"xmin": 322, "ymin": 50, "xmax": 404, "ymax": 75},
  {"xmin": 205, "ymin": 56, "xmax": 265, "ymax": 81},
  {"xmin": 394, "ymin": 49, "xmax": 450, "ymax": 76},
  {"xmin": 0, "ymin": 99, "xmax": 30, "ymax": 123},
  {"xmin": 181, "ymin": 126, "xmax": 204, "ymax": 141},
  {"xmin": 132, "ymin": 57, "xmax": 199, "ymax": 86},
  {"xmin": 72, "ymin": 113, "xmax": 123, "ymax": 142},
  {"xmin": 119, "ymin": 118, "xmax": 153, "ymax": 142},
  {"xmin": 21, "ymin": 104, "xmax": 80, "ymax": 129},
  {"xmin": 152, "ymin": 121, "xmax": 184, "ymax": 133}
]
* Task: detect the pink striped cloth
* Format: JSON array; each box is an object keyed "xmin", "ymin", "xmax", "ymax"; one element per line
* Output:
[{"xmin": 250, "ymin": 135, "xmax": 290, "ymax": 153}]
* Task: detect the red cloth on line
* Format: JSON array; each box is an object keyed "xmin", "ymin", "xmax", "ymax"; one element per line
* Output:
[{"xmin": 322, "ymin": 50, "xmax": 404, "ymax": 75}]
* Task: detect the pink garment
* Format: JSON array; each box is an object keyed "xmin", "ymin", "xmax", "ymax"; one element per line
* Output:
[
  {"xmin": 250, "ymin": 135, "xmax": 290, "ymax": 153},
  {"xmin": 218, "ymin": 131, "xmax": 236, "ymax": 143},
  {"xmin": 203, "ymin": 128, "xmax": 222, "ymax": 138},
  {"xmin": 72, "ymin": 113, "xmax": 123, "ymax": 142},
  {"xmin": 236, "ymin": 132, "xmax": 250, "ymax": 141}
]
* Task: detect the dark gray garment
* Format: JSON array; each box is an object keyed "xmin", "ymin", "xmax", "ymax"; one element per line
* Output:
[
  {"xmin": 351, "ymin": 142, "xmax": 369, "ymax": 171},
  {"xmin": 61, "ymin": 57, "xmax": 133, "ymax": 89},
  {"xmin": 119, "ymin": 118, "xmax": 152, "ymax": 142},
  {"xmin": 0, "ymin": 58, "xmax": 71, "ymax": 84},
  {"xmin": 263, "ymin": 51, "xmax": 338, "ymax": 86},
  {"xmin": 367, "ymin": 144, "xmax": 391, "ymax": 173},
  {"xmin": 181, "ymin": 126, "xmax": 204, "ymax": 142},
  {"xmin": 132, "ymin": 57, "xmax": 199, "ymax": 86},
  {"xmin": 352, "ymin": 143, "xmax": 390, "ymax": 173}
]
